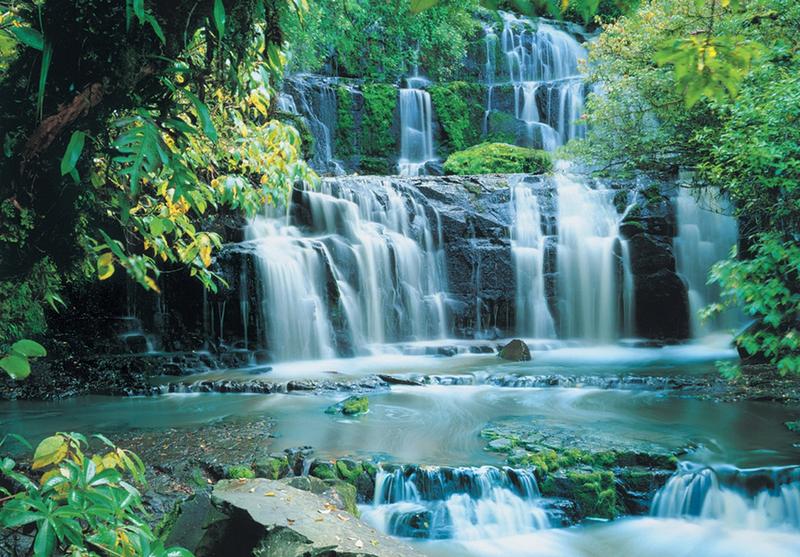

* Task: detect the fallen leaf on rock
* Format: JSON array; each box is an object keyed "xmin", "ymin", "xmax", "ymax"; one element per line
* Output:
[
  {"xmin": 287, "ymin": 519, "xmax": 295, "ymax": 525},
  {"xmin": 265, "ymin": 491, "xmax": 276, "ymax": 496},
  {"xmin": 337, "ymin": 514, "xmax": 350, "ymax": 522},
  {"xmin": 355, "ymin": 540, "xmax": 364, "ymax": 549}
]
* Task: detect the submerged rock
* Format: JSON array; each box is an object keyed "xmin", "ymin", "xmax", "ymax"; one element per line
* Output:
[
  {"xmin": 325, "ymin": 395, "xmax": 369, "ymax": 416},
  {"xmin": 498, "ymin": 338, "xmax": 532, "ymax": 361}
]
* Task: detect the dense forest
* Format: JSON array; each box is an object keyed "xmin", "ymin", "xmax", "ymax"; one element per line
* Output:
[{"xmin": 0, "ymin": 1, "xmax": 798, "ymax": 556}]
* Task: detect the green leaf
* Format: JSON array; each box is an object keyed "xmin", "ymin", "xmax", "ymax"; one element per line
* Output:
[
  {"xmin": 0, "ymin": 354, "xmax": 31, "ymax": 380},
  {"xmin": 11, "ymin": 339, "xmax": 47, "ymax": 357},
  {"xmin": 410, "ymin": 0, "xmax": 439, "ymax": 12},
  {"xmin": 32, "ymin": 435, "xmax": 67, "ymax": 469},
  {"xmin": 33, "ymin": 520, "xmax": 56, "ymax": 557},
  {"xmin": 37, "ymin": 42, "xmax": 53, "ymax": 121},
  {"xmin": 213, "ymin": 0, "xmax": 226, "ymax": 40},
  {"xmin": 9, "ymin": 26, "xmax": 44, "ymax": 51},
  {"xmin": 145, "ymin": 14, "xmax": 166, "ymax": 44},
  {"xmin": 183, "ymin": 90, "xmax": 217, "ymax": 141},
  {"xmin": 60, "ymin": 131, "xmax": 86, "ymax": 176}
]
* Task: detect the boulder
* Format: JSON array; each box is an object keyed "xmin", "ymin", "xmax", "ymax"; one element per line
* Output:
[
  {"xmin": 208, "ymin": 479, "xmax": 423, "ymax": 557},
  {"xmin": 498, "ymin": 339, "xmax": 531, "ymax": 362},
  {"xmin": 325, "ymin": 395, "xmax": 369, "ymax": 416}
]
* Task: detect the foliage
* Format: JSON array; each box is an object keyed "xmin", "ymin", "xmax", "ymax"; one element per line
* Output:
[
  {"xmin": 282, "ymin": 0, "xmax": 481, "ymax": 82},
  {"xmin": 360, "ymin": 84, "xmax": 398, "ymax": 158},
  {"xmin": 443, "ymin": 142, "xmax": 552, "ymax": 175},
  {"xmin": 335, "ymin": 85, "xmax": 355, "ymax": 157},
  {"xmin": 0, "ymin": 0, "xmax": 314, "ymax": 334},
  {"xmin": 0, "ymin": 339, "xmax": 46, "ymax": 380},
  {"xmin": 429, "ymin": 81, "xmax": 485, "ymax": 153},
  {"xmin": 226, "ymin": 465, "xmax": 255, "ymax": 479},
  {"xmin": 705, "ymin": 236, "xmax": 800, "ymax": 377},
  {"xmin": 0, "ymin": 258, "xmax": 63, "ymax": 349},
  {"xmin": 0, "ymin": 432, "xmax": 193, "ymax": 557}
]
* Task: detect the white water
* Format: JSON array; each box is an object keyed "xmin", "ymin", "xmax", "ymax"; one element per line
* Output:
[
  {"xmin": 511, "ymin": 176, "xmax": 556, "ymax": 338},
  {"xmin": 398, "ymin": 72, "xmax": 436, "ymax": 176},
  {"xmin": 491, "ymin": 12, "xmax": 587, "ymax": 150},
  {"xmin": 674, "ymin": 187, "xmax": 739, "ymax": 336},
  {"xmin": 246, "ymin": 178, "xmax": 448, "ymax": 360},
  {"xmin": 362, "ymin": 465, "xmax": 550, "ymax": 540}
]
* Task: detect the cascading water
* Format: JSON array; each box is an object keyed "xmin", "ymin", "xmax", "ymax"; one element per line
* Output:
[
  {"xmin": 398, "ymin": 72, "xmax": 436, "ymax": 176},
  {"xmin": 510, "ymin": 176, "xmax": 556, "ymax": 338},
  {"xmin": 362, "ymin": 465, "xmax": 550, "ymax": 540},
  {"xmin": 246, "ymin": 177, "xmax": 448, "ymax": 361},
  {"xmin": 490, "ymin": 12, "xmax": 587, "ymax": 150},
  {"xmin": 674, "ymin": 187, "xmax": 739, "ymax": 336},
  {"xmin": 555, "ymin": 169, "xmax": 631, "ymax": 341},
  {"xmin": 652, "ymin": 462, "xmax": 800, "ymax": 530}
]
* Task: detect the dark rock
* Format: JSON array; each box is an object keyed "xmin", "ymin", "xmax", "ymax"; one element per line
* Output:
[{"xmin": 498, "ymin": 339, "xmax": 531, "ymax": 361}]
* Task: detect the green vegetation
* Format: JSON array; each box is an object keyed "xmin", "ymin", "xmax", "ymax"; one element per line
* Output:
[
  {"xmin": 571, "ymin": 0, "xmax": 800, "ymax": 376},
  {"xmin": 564, "ymin": 470, "xmax": 619, "ymax": 519},
  {"xmin": 444, "ymin": 143, "xmax": 552, "ymax": 175},
  {"xmin": 0, "ymin": 0, "xmax": 314, "ymax": 345},
  {"xmin": 0, "ymin": 339, "xmax": 46, "ymax": 380},
  {"xmin": 0, "ymin": 432, "xmax": 193, "ymax": 557},
  {"xmin": 281, "ymin": 0, "xmax": 481, "ymax": 82},
  {"xmin": 335, "ymin": 85, "xmax": 356, "ymax": 157},
  {"xmin": 254, "ymin": 455, "xmax": 291, "ymax": 480},
  {"xmin": 361, "ymin": 84, "xmax": 398, "ymax": 158},
  {"xmin": 226, "ymin": 464, "xmax": 256, "ymax": 479},
  {"xmin": 429, "ymin": 81, "xmax": 485, "ymax": 153}
]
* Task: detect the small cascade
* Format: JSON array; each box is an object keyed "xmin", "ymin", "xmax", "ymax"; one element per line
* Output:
[
  {"xmin": 398, "ymin": 71, "xmax": 436, "ymax": 176},
  {"xmin": 510, "ymin": 176, "xmax": 556, "ymax": 338},
  {"xmin": 482, "ymin": 24, "xmax": 498, "ymax": 135},
  {"xmin": 652, "ymin": 462, "xmax": 800, "ymax": 530},
  {"xmin": 674, "ymin": 187, "xmax": 739, "ymax": 336},
  {"xmin": 362, "ymin": 465, "xmax": 550, "ymax": 540},
  {"xmin": 554, "ymin": 168, "xmax": 630, "ymax": 341},
  {"xmin": 494, "ymin": 12, "xmax": 587, "ymax": 150},
  {"xmin": 246, "ymin": 177, "xmax": 449, "ymax": 361},
  {"xmin": 282, "ymin": 75, "xmax": 344, "ymax": 174}
]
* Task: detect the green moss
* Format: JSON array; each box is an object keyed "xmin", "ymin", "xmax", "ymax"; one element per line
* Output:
[
  {"xmin": 335, "ymin": 459, "xmax": 364, "ymax": 483},
  {"xmin": 566, "ymin": 470, "xmax": 619, "ymax": 519},
  {"xmin": 335, "ymin": 85, "xmax": 355, "ymax": 157},
  {"xmin": 328, "ymin": 480, "xmax": 360, "ymax": 517},
  {"xmin": 226, "ymin": 465, "xmax": 255, "ymax": 479},
  {"xmin": 443, "ymin": 143, "xmax": 552, "ymax": 176},
  {"xmin": 310, "ymin": 461, "xmax": 338, "ymax": 481},
  {"xmin": 429, "ymin": 81, "xmax": 485, "ymax": 154},
  {"xmin": 786, "ymin": 420, "xmax": 800, "ymax": 433},
  {"xmin": 254, "ymin": 456, "xmax": 289, "ymax": 480},
  {"xmin": 342, "ymin": 396, "xmax": 368, "ymax": 415},
  {"xmin": 361, "ymin": 84, "xmax": 397, "ymax": 158},
  {"xmin": 358, "ymin": 156, "xmax": 392, "ymax": 175},
  {"xmin": 484, "ymin": 109, "xmax": 517, "ymax": 144}
]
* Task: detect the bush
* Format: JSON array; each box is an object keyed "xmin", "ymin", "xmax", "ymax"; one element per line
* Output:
[
  {"xmin": 443, "ymin": 143, "xmax": 552, "ymax": 175},
  {"xmin": 0, "ymin": 432, "xmax": 193, "ymax": 557}
]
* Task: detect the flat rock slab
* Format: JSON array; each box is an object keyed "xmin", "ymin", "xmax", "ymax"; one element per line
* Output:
[{"xmin": 213, "ymin": 479, "xmax": 422, "ymax": 557}]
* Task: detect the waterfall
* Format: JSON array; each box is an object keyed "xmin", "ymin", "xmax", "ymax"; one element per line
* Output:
[
  {"xmin": 398, "ymin": 71, "xmax": 436, "ymax": 176},
  {"xmin": 653, "ymin": 463, "xmax": 800, "ymax": 530},
  {"xmin": 245, "ymin": 177, "xmax": 449, "ymax": 360},
  {"xmin": 555, "ymin": 171, "xmax": 627, "ymax": 341},
  {"xmin": 494, "ymin": 12, "xmax": 587, "ymax": 150},
  {"xmin": 362, "ymin": 465, "xmax": 550, "ymax": 540},
  {"xmin": 674, "ymin": 187, "xmax": 739, "ymax": 336},
  {"xmin": 511, "ymin": 176, "xmax": 556, "ymax": 338}
]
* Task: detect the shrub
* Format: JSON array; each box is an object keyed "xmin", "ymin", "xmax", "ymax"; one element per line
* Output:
[
  {"xmin": 0, "ymin": 432, "xmax": 193, "ymax": 557},
  {"xmin": 443, "ymin": 142, "xmax": 552, "ymax": 175}
]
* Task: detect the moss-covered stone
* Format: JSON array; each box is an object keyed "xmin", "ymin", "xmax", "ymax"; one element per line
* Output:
[
  {"xmin": 309, "ymin": 461, "xmax": 338, "ymax": 481},
  {"xmin": 484, "ymin": 110, "xmax": 517, "ymax": 144},
  {"xmin": 566, "ymin": 470, "xmax": 619, "ymax": 519},
  {"xmin": 430, "ymin": 81, "xmax": 485, "ymax": 154},
  {"xmin": 325, "ymin": 395, "xmax": 369, "ymax": 416},
  {"xmin": 335, "ymin": 459, "xmax": 364, "ymax": 482},
  {"xmin": 361, "ymin": 84, "xmax": 397, "ymax": 158},
  {"xmin": 327, "ymin": 480, "xmax": 360, "ymax": 517},
  {"xmin": 226, "ymin": 465, "xmax": 255, "ymax": 479},
  {"xmin": 359, "ymin": 156, "xmax": 393, "ymax": 175},
  {"xmin": 254, "ymin": 455, "xmax": 290, "ymax": 480},
  {"xmin": 444, "ymin": 143, "xmax": 552, "ymax": 175}
]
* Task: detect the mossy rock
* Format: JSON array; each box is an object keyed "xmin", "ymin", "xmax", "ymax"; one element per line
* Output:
[
  {"xmin": 335, "ymin": 459, "xmax": 364, "ymax": 482},
  {"xmin": 325, "ymin": 395, "xmax": 369, "ymax": 416},
  {"xmin": 226, "ymin": 465, "xmax": 255, "ymax": 479},
  {"xmin": 326, "ymin": 480, "xmax": 360, "ymax": 517},
  {"xmin": 358, "ymin": 156, "xmax": 393, "ymax": 175},
  {"xmin": 443, "ymin": 143, "xmax": 552, "ymax": 175},
  {"xmin": 254, "ymin": 455, "xmax": 290, "ymax": 480},
  {"xmin": 309, "ymin": 461, "xmax": 338, "ymax": 481},
  {"xmin": 565, "ymin": 470, "xmax": 619, "ymax": 520},
  {"xmin": 361, "ymin": 84, "xmax": 398, "ymax": 158},
  {"xmin": 429, "ymin": 81, "xmax": 485, "ymax": 153}
]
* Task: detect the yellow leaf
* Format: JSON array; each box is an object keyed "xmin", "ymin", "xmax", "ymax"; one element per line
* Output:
[
  {"xmin": 32, "ymin": 435, "xmax": 67, "ymax": 470},
  {"xmin": 97, "ymin": 252, "xmax": 115, "ymax": 280},
  {"xmin": 144, "ymin": 276, "xmax": 161, "ymax": 293}
]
